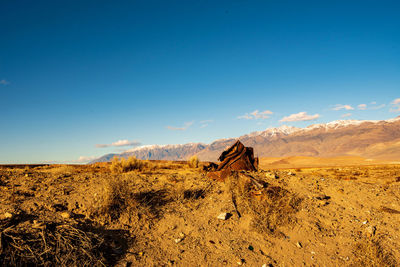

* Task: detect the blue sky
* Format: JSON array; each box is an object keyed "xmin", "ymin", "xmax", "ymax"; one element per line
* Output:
[{"xmin": 1, "ymin": 0, "xmax": 399, "ymax": 163}]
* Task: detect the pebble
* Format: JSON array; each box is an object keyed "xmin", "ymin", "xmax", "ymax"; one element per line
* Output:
[
  {"xmin": 217, "ymin": 213, "xmax": 231, "ymax": 220},
  {"xmin": 365, "ymin": 225, "xmax": 376, "ymax": 237},
  {"xmin": 4, "ymin": 212, "xmax": 13, "ymax": 219},
  {"xmin": 174, "ymin": 238, "xmax": 183, "ymax": 244},
  {"xmin": 296, "ymin": 242, "xmax": 302, "ymax": 248},
  {"xmin": 60, "ymin": 211, "xmax": 71, "ymax": 219}
]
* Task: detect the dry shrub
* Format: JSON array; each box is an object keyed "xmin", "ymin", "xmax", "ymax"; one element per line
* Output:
[
  {"xmin": 352, "ymin": 237, "xmax": 397, "ymax": 266},
  {"xmin": 92, "ymin": 176, "xmax": 137, "ymax": 222},
  {"xmin": 0, "ymin": 221, "xmax": 128, "ymax": 266},
  {"xmin": 91, "ymin": 176, "xmax": 170, "ymax": 224},
  {"xmin": 250, "ymin": 186, "xmax": 302, "ymax": 234},
  {"xmin": 46, "ymin": 165, "xmax": 77, "ymax": 176},
  {"xmin": 226, "ymin": 172, "xmax": 302, "ymax": 234},
  {"xmin": 188, "ymin": 156, "xmax": 199, "ymax": 168},
  {"xmin": 110, "ymin": 156, "xmax": 149, "ymax": 173},
  {"xmin": 170, "ymin": 181, "xmax": 211, "ymax": 203}
]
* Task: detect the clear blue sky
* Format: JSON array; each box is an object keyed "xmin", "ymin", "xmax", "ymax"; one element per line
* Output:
[{"xmin": 1, "ymin": 0, "xmax": 399, "ymax": 163}]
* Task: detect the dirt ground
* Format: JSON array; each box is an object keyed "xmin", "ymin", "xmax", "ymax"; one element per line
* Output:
[{"xmin": 1, "ymin": 160, "xmax": 400, "ymax": 266}]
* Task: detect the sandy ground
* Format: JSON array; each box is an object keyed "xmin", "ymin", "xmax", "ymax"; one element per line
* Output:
[{"xmin": 1, "ymin": 160, "xmax": 400, "ymax": 266}]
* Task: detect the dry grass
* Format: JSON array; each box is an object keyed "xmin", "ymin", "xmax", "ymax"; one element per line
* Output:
[
  {"xmin": 249, "ymin": 186, "xmax": 302, "ymax": 234},
  {"xmin": 90, "ymin": 176, "xmax": 138, "ymax": 223},
  {"xmin": 352, "ymin": 237, "xmax": 397, "ymax": 266},
  {"xmin": 188, "ymin": 156, "xmax": 199, "ymax": 168},
  {"xmin": 0, "ymin": 220, "xmax": 128, "ymax": 266},
  {"xmin": 226, "ymin": 172, "xmax": 302, "ymax": 235},
  {"xmin": 44, "ymin": 165, "xmax": 77, "ymax": 176},
  {"xmin": 90, "ymin": 175, "xmax": 171, "ymax": 225},
  {"xmin": 110, "ymin": 156, "xmax": 152, "ymax": 173}
]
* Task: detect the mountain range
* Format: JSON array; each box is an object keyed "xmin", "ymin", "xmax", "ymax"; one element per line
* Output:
[{"xmin": 91, "ymin": 116, "xmax": 400, "ymax": 163}]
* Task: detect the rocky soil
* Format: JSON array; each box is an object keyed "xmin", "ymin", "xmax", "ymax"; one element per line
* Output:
[{"xmin": 1, "ymin": 162, "xmax": 400, "ymax": 266}]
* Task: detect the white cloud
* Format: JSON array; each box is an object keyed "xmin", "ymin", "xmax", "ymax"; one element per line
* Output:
[
  {"xmin": 166, "ymin": 121, "xmax": 194, "ymax": 131},
  {"xmin": 357, "ymin": 104, "xmax": 367, "ymax": 110},
  {"xmin": 238, "ymin": 110, "xmax": 273, "ymax": 120},
  {"xmin": 370, "ymin": 104, "xmax": 385, "ymax": 110},
  {"xmin": 392, "ymin": 98, "xmax": 400, "ymax": 105},
  {"xmin": 280, "ymin": 112, "xmax": 320, "ymax": 122},
  {"xmin": 357, "ymin": 102, "xmax": 385, "ymax": 110},
  {"xmin": 237, "ymin": 114, "xmax": 252, "ymax": 120},
  {"xmin": 332, "ymin": 104, "xmax": 354, "ymax": 111},
  {"xmin": 390, "ymin": 98, "xmax": 400, "ymax": 113},
  {"xmin": 341, "ymin": 113, "xmax": 352, "ymax": 118},
  {"xmin": 199, "ymin": 119, "xmax": 213, "ymax": 128},
  {"xmin": 96, "ymin": 139, "xmax": 141, "ymax": 148},
  {"xmin": 0, "ymin": 79, "xmax": 9, "ymax": 85}
]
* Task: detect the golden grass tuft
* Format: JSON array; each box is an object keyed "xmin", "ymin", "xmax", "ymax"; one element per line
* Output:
[
  {"xmin": 226, "ymin": 172, "xmax": 302, "ymax": 235},
  {"xmin": 90, "ymin": 175, "xmax": 171, "ymax": 225},
  {"xmin": 0, "ymin": 220, "xmax": 128, "ymax": 266},
  {"xmin": 188, "ymin": 155, "xmax": 199, "ymax": 168},
  {"xmin": 110, "ymin": 156, "xmax": 150, "ymax": 173},
  {"xmin": 91, "ymin": 176, "xmax": 138, "ymax": 223}
]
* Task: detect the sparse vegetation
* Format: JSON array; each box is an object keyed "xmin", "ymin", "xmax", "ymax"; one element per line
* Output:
[
  {"xmin": 226, "ymin": 172, "xmax": 302, "ymax": 235},
  {"xmin": 0, "ymin": 219, "xmax": 129, "ymax": 266},
  {"xmin": 188, "ymin": 155, "xmax": 199, "ymax": 168},
  {"xmin": 94, "ymin": 176, "xmax": 137, "ymax": 221},
  {"xmin": 110, "ymin": 156, "xmax": 149, "ymax": 173},
  {"xmin": 353, "ymin": 237, "xmax": 397, "ymax": 266},
  {"xmin": 2, "ymin": 162, "xmax": 400, "ymax": 265}
]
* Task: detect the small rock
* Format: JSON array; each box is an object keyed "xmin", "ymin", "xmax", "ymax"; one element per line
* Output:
[
  {"xmin": 4, "ymin": 212, "xmax": 13, "ymax": 219},
  {"xmin": 217, "ymin": 213, "xmax": 231, "ymax": 220},
  {"xmin": 179, "ymin": 232, "xmax": 185, "ymax": 238},
  {"xmin": 362, "ymin": 220, "xmax": 368, "ymax": 225},
  {"xmin": 365, "ymin": 225, "xmax": 376, "ymax": 237},
  {"xmin": 60, "ymin": 212, "xmax": 71, "ymax": 219},
  {"xmin": 237, "ymin": 259, "xmax": 245, "ymax": 265},
  {"xmin": 174, "ymin": 238, "xmax": 183, "ymax": 244},
  {"xmin": 296, "ymin": 242, "xmax": 302, "ymax": 248}
]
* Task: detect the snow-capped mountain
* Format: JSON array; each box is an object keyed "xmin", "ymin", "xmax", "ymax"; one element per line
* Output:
[{"xmin": 91, "ymin": 116, "xmax": 400, "ymax": 163}]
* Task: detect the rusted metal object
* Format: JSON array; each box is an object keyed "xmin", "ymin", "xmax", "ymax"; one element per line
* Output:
[{"xmin": 206, "ymin": 140, "xmax": 259, "ymax": 181}]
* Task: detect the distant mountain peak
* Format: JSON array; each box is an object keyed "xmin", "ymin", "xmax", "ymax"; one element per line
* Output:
[{"xmin": 91, "ymin": 116, "xmax": 400, "ymax": 163}]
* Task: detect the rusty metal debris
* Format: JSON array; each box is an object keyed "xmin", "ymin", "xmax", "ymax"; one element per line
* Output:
[{"xmin": 205, "ymin": 140, "xmax": 259, "ymax": 181}]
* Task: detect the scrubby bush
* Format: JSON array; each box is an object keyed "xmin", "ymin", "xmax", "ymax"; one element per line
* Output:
[
  {"xmin": 100, "ymin": 176, "xmax": 136, "ymax": 221},
  {"xmin": 110, "ymin": 156, "xmax": 148, "ymax": 173},
  {"xmin": 188, "ymin": 155, "xmax": 199, "ymax": 168}
]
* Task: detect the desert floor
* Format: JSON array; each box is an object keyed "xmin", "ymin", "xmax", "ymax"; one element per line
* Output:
[{"xmin": 1, "ymin": 158, "xmax": 400, "ymax": 266}]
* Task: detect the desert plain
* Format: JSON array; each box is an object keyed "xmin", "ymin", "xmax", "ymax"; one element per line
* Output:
[{"xmin": 1, "ymin": 156, "xmax": 400, "ymax": 266}]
